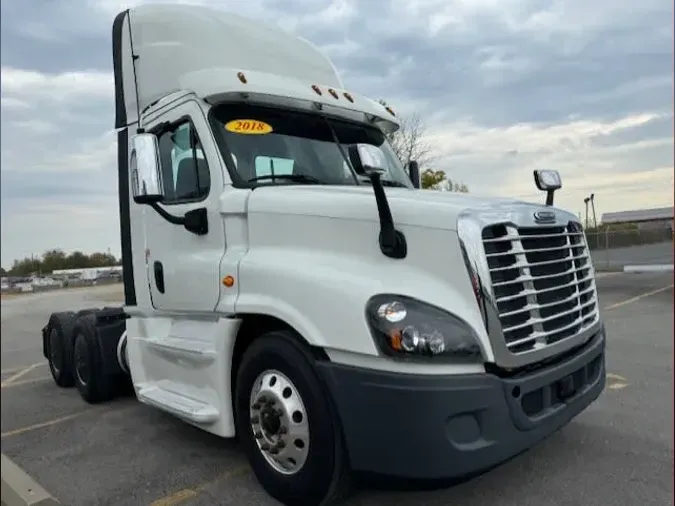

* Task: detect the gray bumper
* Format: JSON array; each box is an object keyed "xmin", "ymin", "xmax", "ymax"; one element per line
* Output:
[{"xmin": 317, "ymin": 327, "xmax": 606, "ymax": 479}]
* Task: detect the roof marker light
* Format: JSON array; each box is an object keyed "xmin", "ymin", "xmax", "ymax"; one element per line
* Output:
[
  {"xmin": 311, "ymin": 85, "xmax": 322, "ymax": 95},
  {"xmin": 237, "ymin": 72, "xmax": 247, "ymax": 84},
  {"xmin": 328, "ymin": 88, "xmax": 339, "ymax": 99},
  {"xmin": 343, "ymin": 92, "xmax": 354, "ymax": 103}
]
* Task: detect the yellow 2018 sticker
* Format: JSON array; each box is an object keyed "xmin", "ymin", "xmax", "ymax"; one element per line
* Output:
[{"xmin": 224, "ymin": 119, "xmax": 273, "ymax": 135}]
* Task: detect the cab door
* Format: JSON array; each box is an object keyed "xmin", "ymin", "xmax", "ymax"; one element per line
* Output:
[{"xmin": 142, "ymin": 99, "xmax": 225, "ymax": 312}]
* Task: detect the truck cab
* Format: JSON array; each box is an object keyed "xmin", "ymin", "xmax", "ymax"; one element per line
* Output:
[{"xmin": 42, "ymin": 5, "xmax": 606, "ymax": 506}]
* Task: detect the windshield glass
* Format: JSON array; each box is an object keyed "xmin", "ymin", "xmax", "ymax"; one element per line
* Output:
[{"xmin": 209, "ymin": 103, "xmax": 413, "ymax": 188}]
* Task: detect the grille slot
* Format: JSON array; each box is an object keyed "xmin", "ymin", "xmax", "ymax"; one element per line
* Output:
[{"xmin": 482, "ymin": 222, "xmax": 598, "ymax": 354}]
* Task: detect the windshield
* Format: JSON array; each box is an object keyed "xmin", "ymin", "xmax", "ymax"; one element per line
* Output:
[{"xmin": 209, "ymin": 103, "xmax": 413, "ymax": 189}]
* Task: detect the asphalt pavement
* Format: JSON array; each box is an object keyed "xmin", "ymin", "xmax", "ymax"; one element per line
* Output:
[{"xmin": 1, "ymin": 275, "xmax": 673, "ymax": 506}]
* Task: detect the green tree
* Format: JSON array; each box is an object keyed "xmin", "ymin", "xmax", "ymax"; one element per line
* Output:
[
  {"xmin": 41, "ymin": 249, "xmax": 68, "ymax": 274},
  {"xmin": 9, "ymin": 257, "xmax": 42, "ymax": 276},
  {"xmin": 65, "ymin": 251, "xmax": 89, "ymax": 269},
  {"xmin": 421, "ymin": 169, "xmax": 446, "ymax": 189}
]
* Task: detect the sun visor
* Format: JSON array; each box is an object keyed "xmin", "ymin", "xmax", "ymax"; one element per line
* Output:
[{"xmin": 112, "ymin": 5, "xmax": 345, "ymax": 130}]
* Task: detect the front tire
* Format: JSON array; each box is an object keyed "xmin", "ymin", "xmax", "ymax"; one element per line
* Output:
[{"xmin": 234, "ymin": 331, "xmax": 352, "ymax": 506}]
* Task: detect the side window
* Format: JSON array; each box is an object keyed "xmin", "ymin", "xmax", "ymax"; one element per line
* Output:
[
  {"xmin": 254, "ymin": 156, "xmax": 294, "ymax": 178},
  {"xmin": 157, "ymin": 121, "xmax": 211, "ymax": 204}
]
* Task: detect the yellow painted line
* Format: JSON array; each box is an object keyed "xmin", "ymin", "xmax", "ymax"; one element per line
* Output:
[
  {"xmin": 1, "ymin": 409, "xmax": 96, "ymax": 439},
  {"xmin": 148, "ymin": 465, "xmax": 250, "ymax": 506},
  {"xmin": 608, "ymin": 382, "xmax": 628, "ymax": 390},
  {"xmin": 606, "ymin": 373, "xmax": 629, "ymax": 390},
  {"xmin": 1, "ymin": 363, "xmax": 44, "ymax": 387},
  {"xmin": 1, "ymin": 376, "xmax": 52, "ymax": 389},
  {"xmin": 149, "ymin": 489, "xmax": 199, "ymax": 506},
  {"xmin": 603, "ymin": 284, "xmax": 673, "ymax": 311},
  {"xmin": 1, "ymin": 362, "xmax": 46, "ymax": 376}
]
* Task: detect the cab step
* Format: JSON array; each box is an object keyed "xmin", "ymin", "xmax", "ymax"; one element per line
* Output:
[{"xmin": 137, "ymin": 382, "xmax": 219, "ymax": 423}]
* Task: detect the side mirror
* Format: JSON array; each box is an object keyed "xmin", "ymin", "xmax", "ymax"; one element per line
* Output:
[
  {"xmin": 533, "ymin": 169, "xmax": 562, "ymax": 206},
  {"xmin": 131, "ymin": 133, "xmax": 164, "ymax": 204},
  {"xmin": 357, "ymin": 144, "xmax": 387, "ymax": 174},
  {"xmin": 408, "ymin": 160, "xmax": 420, "ymax": 189}
]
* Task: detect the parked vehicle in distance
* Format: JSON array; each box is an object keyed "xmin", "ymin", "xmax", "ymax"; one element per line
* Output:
[{"xmin": 41, "ymin": 5, "xmax": 606, "ymax": 505}]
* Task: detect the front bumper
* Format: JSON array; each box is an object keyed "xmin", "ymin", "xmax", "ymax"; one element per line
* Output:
[{"xmin": 317, "ymin": 327, "xmax": 606, "ymax": 479}]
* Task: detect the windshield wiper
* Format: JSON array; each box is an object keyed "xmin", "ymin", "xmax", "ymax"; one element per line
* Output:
[
  {"xmin": 248, "ymin": 174, "xmax": 325, "ymax": 184},
  {"xmin": 357, "ymin": 177, "xmax": 409, "ymax": 188}
]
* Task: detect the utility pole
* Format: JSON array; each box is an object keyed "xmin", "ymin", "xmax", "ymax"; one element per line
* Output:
[
  {"xmin": 583, "ymin": 197, "xmax": 590, "ymax": 229},
  {"xmin": 590, "ymin": 193, "xmax": 597, "ymax": 229}
]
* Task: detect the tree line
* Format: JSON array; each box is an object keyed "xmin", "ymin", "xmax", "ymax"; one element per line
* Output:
[{"xmin": 2, "ymin": 249, "xmax": 121, "ymax": 277}]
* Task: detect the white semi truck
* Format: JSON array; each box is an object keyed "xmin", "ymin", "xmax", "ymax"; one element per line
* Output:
[{"xmin": 41, "ymin": 5, "xmax": 607, "ymax": 505}]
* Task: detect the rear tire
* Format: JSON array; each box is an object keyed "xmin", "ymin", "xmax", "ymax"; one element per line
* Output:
[
  {"xmin": 46, "ymin": 312, "xmax": 76, "ymax": 387},
  {"xmin": 234, "ymin": 330, "xmax": 352, "ymax": 506},
  {"xmin": 72, "ymin": 313, "xmax": 116, "ymax": 403}
]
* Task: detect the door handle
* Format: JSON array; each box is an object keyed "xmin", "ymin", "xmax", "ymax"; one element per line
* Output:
[{"xmin": 153, "ymin": 261, "xmax": 165, "ymax": 293}]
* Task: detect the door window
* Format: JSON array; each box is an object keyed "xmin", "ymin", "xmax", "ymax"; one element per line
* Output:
[{"xmin": 157, "ymin": 121, "xmax": 211, "ymax": 204}]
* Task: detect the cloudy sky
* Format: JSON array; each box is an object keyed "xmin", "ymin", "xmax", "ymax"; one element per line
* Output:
[{"xmin": 1, "ymin": 0, "xmax": 673, "ymax": 266}]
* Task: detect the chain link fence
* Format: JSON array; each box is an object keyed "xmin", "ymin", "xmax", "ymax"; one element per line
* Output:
[
  {"xmin": 587, "ymin": 227, "xmax": 673, "ymax": 270},
  {"xmin": 586, "ymin": 227, "xmax": 673, "ymax": 250}
]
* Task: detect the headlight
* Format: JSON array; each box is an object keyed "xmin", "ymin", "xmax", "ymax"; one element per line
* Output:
[{"xmin": 365, "ymin": 294, "xmax": 483, "ymax": 361}]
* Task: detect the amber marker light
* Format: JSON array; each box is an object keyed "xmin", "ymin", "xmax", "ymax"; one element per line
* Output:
[
  {"xmin": 388, "ymin": 329, "xmax": 403, "ymax": 351},
  {"xmin": 222, "ymin": 275, "xmax": 235, "ymax": 287}
]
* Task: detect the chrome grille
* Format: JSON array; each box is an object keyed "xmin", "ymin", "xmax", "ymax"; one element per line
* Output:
[{"xmin": 481, "ymin": 222, "xmax": 598, "ymax": 354}]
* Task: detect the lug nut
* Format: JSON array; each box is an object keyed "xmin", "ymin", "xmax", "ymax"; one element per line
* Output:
[
  {"xmin": 251, "ymin": 415, "xmax": 260, "ymax": 424},
  {"xmin": 254, "ymin": 431, "xmax": 263, "ymax": 439}
]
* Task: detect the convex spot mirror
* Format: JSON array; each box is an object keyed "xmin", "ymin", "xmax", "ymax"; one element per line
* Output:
[
  {"xmin": 131, "ymin": 133, "xmax": 165, "ymax": 204},
  {"xmin": 357, "ymin": 144, "xmax": 387, "ymax": 175},
  {"xmin": 408, "ymin": 160, "xmax": 420, "ymax": 188},
  {"xmin": 533, "ymin": 169, "xmax": 562, "ymax": 191}
]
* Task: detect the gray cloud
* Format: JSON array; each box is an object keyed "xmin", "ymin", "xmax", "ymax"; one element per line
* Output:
[{"xmin": 1, "ymin": 0, "xmax": 673, "ymax": 265}]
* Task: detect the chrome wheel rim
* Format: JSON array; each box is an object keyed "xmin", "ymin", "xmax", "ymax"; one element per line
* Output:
[{"xmin": 249, "ymin": 369, "xmax": 310, "ymax": 475}]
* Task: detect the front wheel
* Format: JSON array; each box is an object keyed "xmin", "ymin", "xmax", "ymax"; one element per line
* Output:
[{"xmin": 234, "ymin": 331, "xmax": 352, "ymax": 506}]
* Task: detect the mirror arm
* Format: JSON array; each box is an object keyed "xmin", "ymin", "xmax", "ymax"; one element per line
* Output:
[
  {"xmin": 149, "ymin": 203, "xmax": 209, "ymax": 236},
  {"xmin": 545, "ymin": 190, "xmax": 555, "ymax": 206},
  {"xmin": 366, "ymin": 170, "xmax": 407, "ymax": 259},
  {"xmin": 149, "ymin": 202, "xmax": 185, "ymax": 225}
]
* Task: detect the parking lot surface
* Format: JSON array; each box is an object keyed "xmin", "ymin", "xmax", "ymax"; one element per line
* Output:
[{"xmin": 1, "ymin": 275, "xmax": 673, "ymax": 506}]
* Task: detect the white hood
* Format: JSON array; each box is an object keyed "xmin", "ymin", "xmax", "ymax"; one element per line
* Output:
[{"xmin": 246, "ymin": 185, "xmax": 572, "ymax": 231}]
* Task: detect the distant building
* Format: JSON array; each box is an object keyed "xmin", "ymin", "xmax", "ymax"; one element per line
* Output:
[
  {"xmin": 51, "ymin": 266, "xmax": 123, "ymax": 281},
  {"xmin": 601, "ymin": 206, "xmax": 674, "ymax": 232}
]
